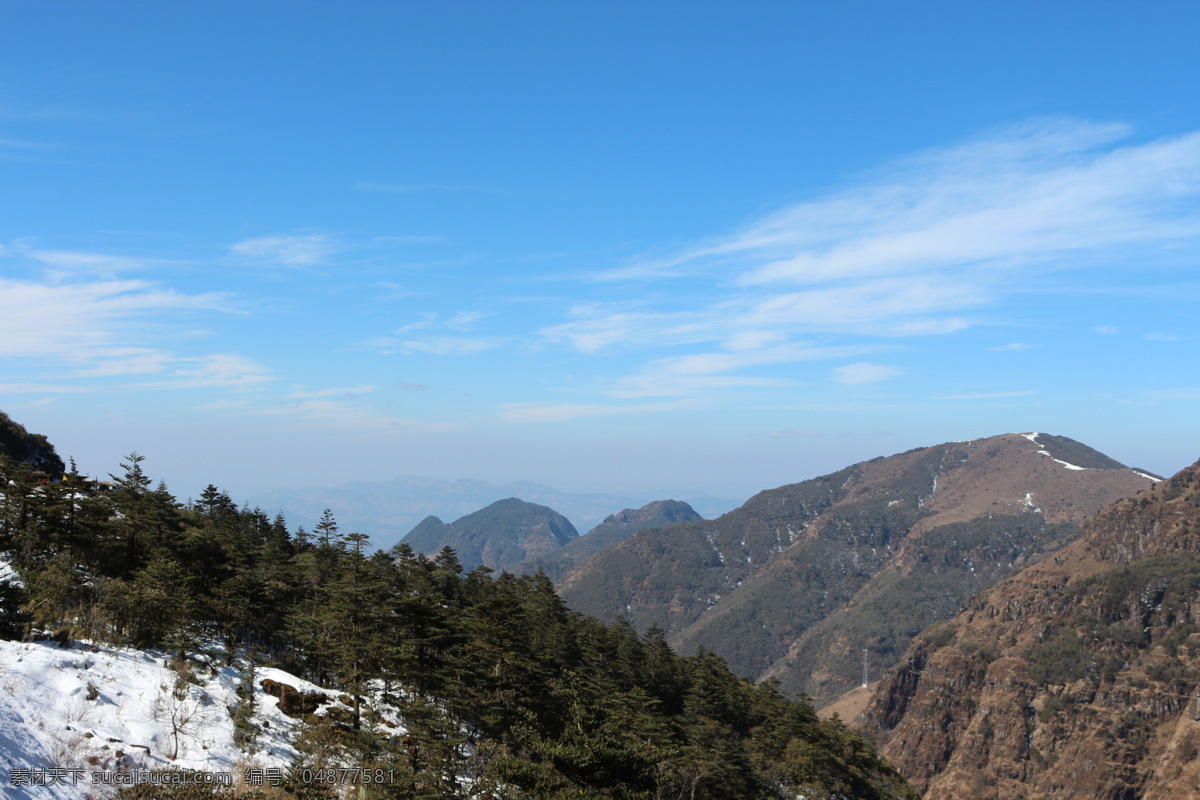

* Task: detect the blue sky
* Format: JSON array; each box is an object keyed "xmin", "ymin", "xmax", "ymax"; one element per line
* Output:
[{"xmin": 2, "ymin": 1, "xmax": 1198, "ymax": 501}]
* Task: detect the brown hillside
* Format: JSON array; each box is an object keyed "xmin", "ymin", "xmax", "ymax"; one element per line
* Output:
[{"xmin": 863, "ymin": 460, "xmax": 1200, "ymax": 800}]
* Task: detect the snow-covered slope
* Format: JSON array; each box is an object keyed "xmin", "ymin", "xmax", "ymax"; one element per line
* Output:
[{"xmin": 0, "ymin": 639, "xmax": 386, "ymax": 799}]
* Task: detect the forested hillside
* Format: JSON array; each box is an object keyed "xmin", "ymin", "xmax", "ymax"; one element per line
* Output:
[{"xmin": 0, "ymin": 430, "xmax": 915, "ymax": 799}]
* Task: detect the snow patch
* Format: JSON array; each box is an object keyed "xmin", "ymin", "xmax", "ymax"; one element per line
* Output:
[
  {"xmin": 1131, "ymin": 470, "xmax": 1162, "ymax": 482},
  {"xmin": 0, "ymin": 557, "xmax": 20, "ymax": 588},
  {"xmin": 0, "ymin": 639, "xmax": 404, "ymax": 799}
]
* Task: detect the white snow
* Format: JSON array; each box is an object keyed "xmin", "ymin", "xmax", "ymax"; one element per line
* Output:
[
  {"xmin": 1035, "ymin": 449, "xmax": 1087, "ymax": 470},
  {"xmin": 0, "ymin": 639, "xmax": 401, "ymax": 799},
  {"xmin": 0, "ymin": 558, "xmax": 19, "ymax": 587},
  {"xmin": 1131, "ymin": 470, "xmax": 1162, "ymax": 482}
]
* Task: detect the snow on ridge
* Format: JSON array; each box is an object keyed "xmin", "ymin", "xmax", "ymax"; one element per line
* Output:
[
  {"xmin": 1021, "ymin": 432, "xmax": 1040, "ymax": 443},
  {"xmin": 1131, "ymin": 470, "xmax": 1162, "ymax": 482},
  {"xmin": 1033, "ymin": 448, "xmax": 1087, "ymax": 471}
]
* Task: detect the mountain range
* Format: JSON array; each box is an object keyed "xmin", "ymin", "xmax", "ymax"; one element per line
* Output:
[
  {"xmin": 556, "ymin": 433, "xmax": 1159, "ymax": 704},
  {"xmin": 244, "ymin": 475, "xmax": 739, "ymax": 550},
  {"xmin": 400, "ymin": 497, "xmax": 705, "ymax": 578}
]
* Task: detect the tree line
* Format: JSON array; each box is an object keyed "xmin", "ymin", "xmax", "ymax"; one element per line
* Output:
[{"xmin": 0, "ymin": 449, "xmax": 915, "ymax": 799}]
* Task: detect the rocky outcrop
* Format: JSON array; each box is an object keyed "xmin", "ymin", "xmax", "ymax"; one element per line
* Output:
[{"xmin": 0, "ymin": 410, "xmax": 65, "ymax": 477}]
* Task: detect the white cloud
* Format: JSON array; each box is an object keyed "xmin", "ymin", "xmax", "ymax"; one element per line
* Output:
[
  {"xmin": 144, "ymin": 354, "xmax": 272, "ymax": 389},
  {"xmin": 369, "ymin": 335, "xmax": 503, "ymax": 356},
  {"xmin": 1093, "ymin": 325, "xmax": 1119, "ymax": 335},
  {"xmin": 0, "ymin": 383, "xmax": 93, "ymax": 394},
  {"xmin": 544, "ymin": 119, "xmax": 1200, "ymax": 406},
  {"xmin": 230, "ymin": 235, "xmax": 336, "ymax": 265},
  {"xmin": 988, "ymin": 342, "xmax": 1039, "ymax": 352},
  {"xmin": 0, "ymin": 277, "xmax": 229, "ymax": 360},
  {"xmin": 27, "ymin": 249, "xmax": 145, "ymax": 276},
  {"xmin": 609, "ymin": 119, "xmax": 1200, "ymax": 287},
  {"xmin": 395, "ymin": 310, "xmax": 486, "ymax": 334},
  {"xmin": 609, "ymin": 342, "xmax": 864, "ymax": 399},
  {"xmin": 832, "ymin": 362, "xmax": 901, "ymax": 384}
]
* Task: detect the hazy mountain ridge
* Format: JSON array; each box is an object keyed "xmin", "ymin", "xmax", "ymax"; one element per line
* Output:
[
  {"xmin": 558, "ymin": 433, "xmax": 1158, "ymax": 704},
  {"xmin": 862, "ymin": 459, "xmax": 1200, "ymax": 800}
]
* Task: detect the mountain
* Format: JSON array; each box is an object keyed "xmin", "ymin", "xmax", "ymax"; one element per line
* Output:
[
  {"xmin": 401, "ymin": 497, "xmax": 579, "ymax": 572},
  {"xmin": 244, "ymin": 475, "xmax": 740, "ymax": 550},
  {"xmin": 558, "ymin": 433, "xmax": 1159, "ymax": 705},
  {"xmin": 515, "ymin": 499, "xmax": 703, "ymax": 581},
  {"xmin": 0, "ymin": 411, "xmax": 65, "ymax": 477},
  {"xmin": 861, "ymin": 459, "xmax": 1200, "ymax": 800}
]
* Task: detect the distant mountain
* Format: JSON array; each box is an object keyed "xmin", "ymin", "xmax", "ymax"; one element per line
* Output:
[
  {"xmin": 401, "ymin": 497, "xmax": 579, "ymax": 572},
  {"xmin": 516, "ymin": 499, "xmax": 703, "ymax": 581},
  {"xmin": 558, "ymin": 433, "xmax": 1159, "ymax": 705},
  {"xmin": 862, "ymin": 458, "xmax": 1200, "ymax": 800},
  {"xmin": 0, "ymin": 410, "xmax": 65, "ymax": 477},
  {"xmin": 243, "ymin": 475, "xmax": 739, "ymax": 550}
]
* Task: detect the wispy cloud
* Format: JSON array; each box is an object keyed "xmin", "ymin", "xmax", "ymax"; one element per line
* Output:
[
  {"xmin": 608, "ymin": 119, "xmax": 1200, "ymax": 285},
  {"xmin": 989, "ymin": 342, "xmax": 1039, "ymax": 352},
  {"xmin": 0, "ymin": 383, "xmax": 94, "ymax": 394},
  {"xmin": 540, "ymin": 119, "xmax": 1200, "ymax": 407},
  {"xmin": 395, "ymin": 310, "xmax": 486, "ymax": 334},
  {"xmin": 230, "ymin": 234, "xmax": 337, "ymax": 265},
  {"xmin": 832, "ymin": 363, "xmax": 902, "ymax": 384},
  {"xmin": 1143, "ymin": 387, "xmax": 1200, "ymax": 401},
  {"xmin": 25, "ymin": 248, "xmax": 146, "ymax": 277},
  {"xmin": 143, "ymin": 354, "xmax": 273, "ymax": 390},
  {"xmin": 611, "ymin": 342, "xmax": 858, "ymax": 399},
  {"xmin": 0, "ymin": 277, "xmax": 230, "ymax": 359}
]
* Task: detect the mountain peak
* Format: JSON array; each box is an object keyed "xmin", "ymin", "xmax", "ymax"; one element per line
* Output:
[{"xmin": 400, "ymin": 497, "xmax": 577, "ymax": 572}]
